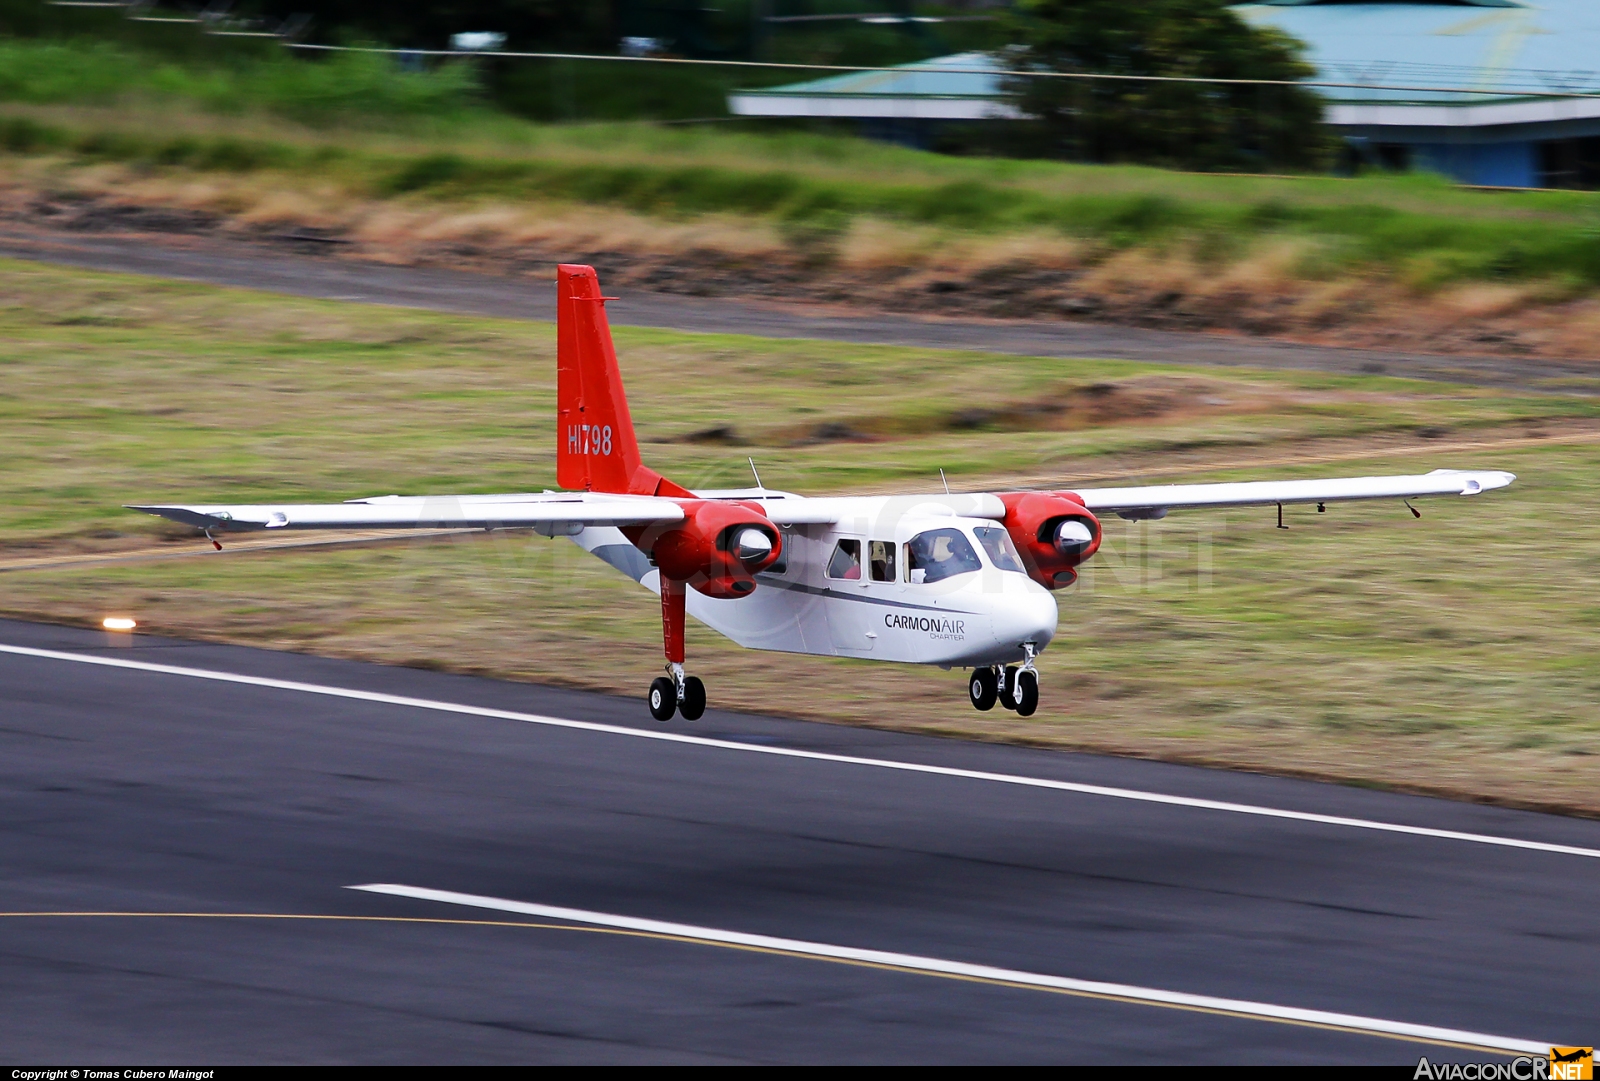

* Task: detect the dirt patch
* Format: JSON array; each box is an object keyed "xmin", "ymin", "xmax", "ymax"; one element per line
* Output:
[
  {"xmin": 30, "ymin": 193, "xmax": 221, "ymax": 236},
  {"xmin": 764, "ymin": 374, "xmax": 1292, "ymax": 445},
  {"xmin": 6, "ymin": 179, "xmax": 1600, "ymax": 362}
]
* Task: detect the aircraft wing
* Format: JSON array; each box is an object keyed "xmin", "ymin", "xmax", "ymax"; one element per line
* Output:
[
  {"xmin": 127, "ymin": 492, "xmax": 686, "ymax": 532},
  {"xmin": 1069, "ymin": 469, "xmax": 1515, "ymax": 520}
]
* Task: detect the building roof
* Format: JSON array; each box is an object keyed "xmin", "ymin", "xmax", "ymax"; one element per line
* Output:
[
  {"xmin": 728, "ymin": 52, "xmax": 1019, "ymax": 120},
  {"xmin": 731, "ymin": 4, "xmax": 1600, "ymax": 138},
  {"xmin": 1259, "ymin": 1, "xmax": 1522, "ymax": 8},
  {"xmin": 1236, "ymin": 1, "xmax": 1600, "ymax": 101},
  {"xmin": 1236, "ymin": 0, "xmax": 1600, "ymax": 142}
]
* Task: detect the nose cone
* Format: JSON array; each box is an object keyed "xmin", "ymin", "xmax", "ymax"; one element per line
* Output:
[
  {"xmin": 733, "ymin": 527, "xmax": 773, "ymax": 565},
  {"xmin": 990, "ymin": 573, "xmax": 1059, "ymax": 651},
  {"xmin": 1054, "ymin": 519, "xmax": 1093, "ymax": 558}
]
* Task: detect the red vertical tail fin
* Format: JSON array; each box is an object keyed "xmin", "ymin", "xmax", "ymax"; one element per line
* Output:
[{"xmin": 556, "ymin": 264, "xmax": 688, "ymax": 496}]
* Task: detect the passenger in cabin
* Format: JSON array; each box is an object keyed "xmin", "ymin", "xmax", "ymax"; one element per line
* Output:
[
  {"xmin": 869, "ymin": 540, "xmax": 896, "ymax": 582},
  {"xmin": 827, "ymin": 538, "xmax": 862, "ymax": 580}
]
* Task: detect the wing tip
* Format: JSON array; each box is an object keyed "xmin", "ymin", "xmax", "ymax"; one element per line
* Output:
[{"xmin": 124, "ymin": 504, "xmax": 228, "ymax": 527}]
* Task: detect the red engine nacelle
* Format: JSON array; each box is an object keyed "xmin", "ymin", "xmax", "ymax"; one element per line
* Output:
[
  {"xmin": 999, "ymin": 491, "xmax": 1103, "ymax": 590},
  {"xmin": 626, "ymin": 500, "xmax": 782, "ymax": 598}
]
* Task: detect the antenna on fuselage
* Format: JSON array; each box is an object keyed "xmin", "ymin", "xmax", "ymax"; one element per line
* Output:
[
  {"xmin": 749, "ymin": 457, "xmax": 764, "ymax": 491},
  {"xmin": 940, "ymin": 468, "xmax": 951, "ymax": 495}
]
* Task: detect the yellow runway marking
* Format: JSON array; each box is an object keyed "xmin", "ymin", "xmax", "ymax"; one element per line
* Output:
[{"xmin": 0, "ymin": 910, "xmax": 1536, "ymax": 1056}]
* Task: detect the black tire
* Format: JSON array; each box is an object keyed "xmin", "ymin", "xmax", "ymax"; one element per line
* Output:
[
  {"xmin": 648, "ymin": 676, "xmax": 676, "ymax": 722},
  {"xmin": 999, "ymin": 665, "xmax": 1019, "ymax": 710},
  {"xmin": 1015, "ymin": 670, "xmax": 1039, "ymax": 717},
  {"xmin": 968, "ymin": 668, "xmax": 997, "ymax": 711},
  {"xmin": 680, "ymin": 675, "xmax": 707, "ymax": 721}
]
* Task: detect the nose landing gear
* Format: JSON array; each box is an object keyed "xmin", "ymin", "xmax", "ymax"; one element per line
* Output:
[
  {"xmin": 973, "ymin": 644, "xmax": 1040, "ymax": 717},
  {"xmin": 1011, "ymin": 668, "xmax": 1039, "ymax": 717}
]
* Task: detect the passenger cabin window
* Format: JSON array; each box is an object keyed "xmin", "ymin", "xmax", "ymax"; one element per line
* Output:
[
  {"xmin": 869, "ymin": 540, "xmax": 896, "ymax": 582},
  {"xmin": 973, "ymin": 525, "xmax": 1025, "ymax": 573},
  {"xmin": 906, "ymin": 527, "xmax": 982, "ymax": 584},
  {"xmin": 826, "ymin": 538, "xmax": 861, "ymax": 580}
]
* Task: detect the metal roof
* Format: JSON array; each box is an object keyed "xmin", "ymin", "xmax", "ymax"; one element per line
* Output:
[
  {"xmin": 1236, "ymin": 1, "xmax": 1600, "ymax": 100},
  {"xmin": 1259, "ymin": 1, "xmax": 1523, "ymax": 8},
  {"xmin": 732, "ymin": 4, "xmax": 1600, "ymax": 137},
  {"xmin": 728, "ymin": 52, "xmax": 1018, "ymax": 120}
]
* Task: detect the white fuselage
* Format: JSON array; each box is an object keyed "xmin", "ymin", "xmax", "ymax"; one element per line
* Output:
[{"xmin": 572, "ymin": 491, "xmax": 1060, "ymax": 668}]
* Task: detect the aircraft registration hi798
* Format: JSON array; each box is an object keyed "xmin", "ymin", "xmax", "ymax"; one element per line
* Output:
[{"xmin": 129, "ymin": 265, "xmax": 1516, "ymax": 721}]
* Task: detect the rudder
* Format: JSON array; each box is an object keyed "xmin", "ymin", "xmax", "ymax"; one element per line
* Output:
[{"xmin": 556, "ymin": 264, "xmax": 687, "ymax": 496}]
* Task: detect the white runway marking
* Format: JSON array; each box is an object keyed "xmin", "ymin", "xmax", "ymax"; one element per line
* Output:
[
  {"xmin": 350, "ymin": 883, "xmax": 1554, "ymax": 1055},
  {"xmin": 5, "ymin": 642, "xmax": 1599, "ymax": 860}
]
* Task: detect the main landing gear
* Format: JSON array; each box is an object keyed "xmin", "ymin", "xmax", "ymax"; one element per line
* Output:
[
  {"xmin": 649, "ymin": 663, "xmax": 706, "ymax": 723},
  {"xmin": 968, "ymin": 644, "xmax": 1040, "ymax": 717},
  {"xmin": 647, "ymin": 576, "xmax": 706, "ymax": 722}
]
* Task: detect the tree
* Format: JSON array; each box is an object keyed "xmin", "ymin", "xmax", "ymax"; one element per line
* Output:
[
  {"xmin": 249, "ymin": 2, "xmax": 616, "ymax": 53},
  {"xmin": 1000, "ymin": 0, "xmax": 1330, "ymax": 172}
]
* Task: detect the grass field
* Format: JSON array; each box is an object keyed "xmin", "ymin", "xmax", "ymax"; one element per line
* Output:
[
  {"xmin": 10, "ymin": 99, "xmax": 1600, "ymax": 281},
  {"xmin": 4, "ymin": 29, "xmax": 1600, "ymax": 307},
  {"xmin": 11, "ymin": 94, "xmax": 1600, "ymax": 355},
  {"xmin": 7, "ymin": 33, "xmax": 1600, "ymax": 357},
  {"xmin": 1, "ymin": 259, "xmax": 1598, "ymax": 814}
]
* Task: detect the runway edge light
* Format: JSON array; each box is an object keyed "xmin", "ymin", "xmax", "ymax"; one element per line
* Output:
[{"xmin": 102, "ymin": 616, "xmax": 137, "ymax": 631}]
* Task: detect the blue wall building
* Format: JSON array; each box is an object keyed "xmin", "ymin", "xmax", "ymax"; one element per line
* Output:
[
  {"xmin": 1239, "ymin": 0, "xmax": 1600, "ymax": 188},
  {"xmin": 731, "ymin": 1, "xmax": 1600, "ymax": 188}
]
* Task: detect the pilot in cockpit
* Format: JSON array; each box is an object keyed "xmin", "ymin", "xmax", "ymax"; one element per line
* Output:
[{"xmin": 906, "ymin": 527, "xmax": 983, "ymax": 585}]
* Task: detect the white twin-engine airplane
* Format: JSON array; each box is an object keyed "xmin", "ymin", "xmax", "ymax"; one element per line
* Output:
[{"xmin": 130, "ymin": 264, "xmax": 1517, "ymax": 721}]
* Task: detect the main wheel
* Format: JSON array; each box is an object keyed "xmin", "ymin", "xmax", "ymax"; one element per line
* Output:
[
  {"xmin": 648, "ymin": 676, "xmax": 676, "ymax": 722},
  {"xmin": 680, "ymin": 675, "xmax": 707, "ymax": 721},
  {"xmin": 968, "ymin": 668, "xmax": 997, "ymax": 711},
  {"xmin": 999, "ymin": 666, "xmax": 1019, "ymax": 710},
  {"xmin": 1015, "ymin": 670, "xmax": 1039, "ymax": 717}
]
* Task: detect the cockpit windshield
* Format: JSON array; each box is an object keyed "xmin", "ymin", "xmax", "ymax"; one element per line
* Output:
[
  {"xmin": 973, "ymin": 525, "xmax": 1025, "ymax": 573},
  {"xmin": 906, "ymin": 527, "xmax": 983, "ymax": 584}
]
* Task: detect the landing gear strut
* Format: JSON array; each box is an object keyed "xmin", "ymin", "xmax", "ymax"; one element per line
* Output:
[
  {"xmin": 974, "ymin": 644, "xmax": 1040, "ymax": 717},
  {"xmin": 647, "ymin": 576, "xmax": 707, "ymax": 722}
]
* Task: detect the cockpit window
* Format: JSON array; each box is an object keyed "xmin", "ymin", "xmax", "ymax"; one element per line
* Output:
[
  {"xmin": 906, "ymin": 527, "xmax": 982, "ymax": 584},
  {"xmin": 973, "ymin": 525, "xmax": 1025, "ymax": 573},
  {"xmin": 826, "ymin": 538, "xmax": 861, "ymax": 580}
]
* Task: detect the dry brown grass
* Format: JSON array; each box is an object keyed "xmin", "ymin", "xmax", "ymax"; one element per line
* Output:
[
  {"xmin": 1438, "ymin": 282, "xmax": 1538, "ymax": 320},
  {"xmin": 1, "ymin": 260, "xmax": 1598, "ymax": 817},
  {"xmin": 8, "ymin": 150, "xmax": 1600, "ymax": 360}
]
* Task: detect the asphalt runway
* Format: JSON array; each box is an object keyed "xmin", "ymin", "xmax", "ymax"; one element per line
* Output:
[
  {"xmin": 2, "ymin": 618, "xmax": 1597, "ymax": 1064},
  {"xmin": 2, "ymin": 228, "xmax": 1597, "ymax": 395}
]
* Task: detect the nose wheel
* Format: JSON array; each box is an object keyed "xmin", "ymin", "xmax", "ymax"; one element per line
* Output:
[
  {"xmin": 1010, "ymin": 669, "xmax": 1039, "ymax": 717},
  {"xmin": 648, "ymin": 664, "xmax": 706, "ymax": 722}
]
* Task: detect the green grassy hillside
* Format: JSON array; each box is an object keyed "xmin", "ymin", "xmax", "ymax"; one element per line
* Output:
[{"xmin": 3, "ymin": 35, "xmax": 1600, "ymax": 298}]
